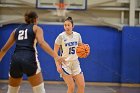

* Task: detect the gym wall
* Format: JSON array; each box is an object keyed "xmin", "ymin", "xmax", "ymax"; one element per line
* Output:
[{"xmin": 0, "ymin": 24, "xmax": 140, "ymax": 83}]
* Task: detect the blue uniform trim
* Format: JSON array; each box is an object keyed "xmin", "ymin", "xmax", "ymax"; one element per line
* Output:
[{"xmin": 62, "ymin": 68, "xmax": 70, "ymax": 75}]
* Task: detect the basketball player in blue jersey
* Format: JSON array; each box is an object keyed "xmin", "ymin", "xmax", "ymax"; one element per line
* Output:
[
  {"xmin": 0, "ymin": 11, "xmax": 65, "ymax": 93},
  {"xmin": 54, "ymin": 17, "xmax": 85, "ymax": 93}
]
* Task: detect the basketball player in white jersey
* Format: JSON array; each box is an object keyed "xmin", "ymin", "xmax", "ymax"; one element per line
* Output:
[{"xmin": 54, "ymin": 17, "xmax": 85, "ymax": 93}]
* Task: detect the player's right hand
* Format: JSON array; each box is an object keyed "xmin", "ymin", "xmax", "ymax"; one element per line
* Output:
[
  {"xmin": 55, "ymin": 56, "xmax": 66, "ymax": 64},
  {"xmin": 56, "ymin": 65, "xmax": 63, "ymax": 74}
]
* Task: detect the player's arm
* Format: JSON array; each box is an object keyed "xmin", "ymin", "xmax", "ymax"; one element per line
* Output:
[
  {"xmin": 54, "ymin": 33, "xmax": 63, "ymax": 65},
  {"xmin": 54, "ymin": 44, "xmax": 61, "ymax": 66},
  {"xmin": 78, "ymin": 33, "xmax": 83, "ymax": 46},
  {"xmin": 54, "ymin": 44, "xmax": 63, "ymax": 74},
  {"xmin": 0, "ymin": 31, "xmax": 16, "ymax": 61},
  {"xmin": 33, "ymin": 25, "xmax": 64, "ymax": 63}
]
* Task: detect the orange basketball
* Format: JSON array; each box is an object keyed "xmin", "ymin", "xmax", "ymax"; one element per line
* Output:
[{"xmin": 76, "ymin": 44, "xmax": 90, "ymax": 58}]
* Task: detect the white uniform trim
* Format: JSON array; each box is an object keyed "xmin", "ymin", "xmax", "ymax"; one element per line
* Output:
[{"xmin": 34, "ymin": 39, "xmax": 41, "ymax": 74}]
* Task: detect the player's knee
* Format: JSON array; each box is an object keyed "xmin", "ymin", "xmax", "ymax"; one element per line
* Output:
[
  {"xmin": 77, "ymin": 82, "xmax": 85, "ymax": 89},
  {"xmin": 9, "ymin": 77, "xmax": 22, "ymax": 87},
  {"xmin": 7, "ymin": 85, "xmax": 20, "ymax": 93},
  {"xmin": 33, "ymin": 82, "xmax": 45, "ymax": 93},
  {"xmin": 28, "ymin": 72, "xmax": 43, "ymax": 87},
  {"xmin": 67, "ymin": 83, "xmax": 75, "ymax": 91}
]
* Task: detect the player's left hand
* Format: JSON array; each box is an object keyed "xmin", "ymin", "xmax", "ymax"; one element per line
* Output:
[{"xmin": 84, "ymin": 44, "xmax": 90, "ymax": 56}]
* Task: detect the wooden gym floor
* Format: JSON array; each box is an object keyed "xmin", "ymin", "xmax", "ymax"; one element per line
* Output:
[{"xmin": 0, "ymin": 81, "xmax": 140, "ymax": 93}]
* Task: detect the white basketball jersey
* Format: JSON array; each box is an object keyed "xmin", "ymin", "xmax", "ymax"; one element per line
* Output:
[{"xmin": 55, "ymin": 31, "xmax": 82, "ymax": 61}]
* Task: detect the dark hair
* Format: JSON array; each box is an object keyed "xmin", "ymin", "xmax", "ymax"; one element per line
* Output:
[
  {"xmin": 65, "ymin": 17, "xmax": 74, "ymax": 26},
  {"xmin": 24, "ymin": 11, "xmax": 38, "ymax": 24}
]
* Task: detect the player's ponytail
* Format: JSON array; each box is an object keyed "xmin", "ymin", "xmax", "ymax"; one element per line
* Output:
[
  {"xmin": 24, "ymin": 11, "xmax": 38, "ymax": 24},
  {"xmin": 65, "ymin": 16, "xmax": 74, "ymax": 26}
]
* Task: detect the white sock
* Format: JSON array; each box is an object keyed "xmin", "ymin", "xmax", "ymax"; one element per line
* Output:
[
  {"xmin": 33, "ymin": 83, "xmax": 46, "ymax": 93},
  {"xmin": 7, "ymin": 85, "xmax": 20, "ymax": 93}
]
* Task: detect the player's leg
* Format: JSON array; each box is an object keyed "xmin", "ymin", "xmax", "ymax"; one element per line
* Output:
[
  {"xmin": 20, "ymin": 51, "xmax": 45, "ymax": 93},
  {"xmin": 7, "ymin": 54, "xmax": 23, "ymax": 93},
  {"xmin": 61, "ymin": 62, "xmax": 75, "ymax": 93},
  {"xmin": 25, "ymin": 62, "xmax": 45, "ymax": 93},
  {"xmin": 73, "ymin": 73, "xmax": 85, "ymax": 93},
  {"xmin": 28, "ymin": 72, "xmax": 45, "ymax": 93},
  {"xmin": 72, "ymin": 60, "xmax": 85, "ymax": 93},
  {"xmin": 7, "ymin": 77, "xmax": 22, "ymax": 93},
  {"xmin": 63, "ymin": 74, "xmax": 75, "ymax": 93}
]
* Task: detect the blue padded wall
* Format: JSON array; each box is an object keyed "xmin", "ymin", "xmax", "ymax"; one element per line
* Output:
[
  {"xmin": 0, "ymin": 24, "xmax": 140, "ymax": 83},
  {"xmin": 121, "ymin": 27, "xmax": 140, "ymax": 83},
  {"xmin": 74, "ymin": 26, "xmax": 122, "ymax": 82}
]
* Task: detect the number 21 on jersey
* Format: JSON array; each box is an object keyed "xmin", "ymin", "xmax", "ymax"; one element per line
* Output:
[{"xmin": 18, "ymin": 29, "xmax": 28, "ymax": 40}]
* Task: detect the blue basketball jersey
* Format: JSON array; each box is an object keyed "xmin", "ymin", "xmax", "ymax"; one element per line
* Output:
[{"xmin": 14, "ymin": 24, "xmax": 37, "ymax": 52}]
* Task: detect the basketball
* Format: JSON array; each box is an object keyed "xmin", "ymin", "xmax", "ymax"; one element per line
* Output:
[{"xmin": 76, "ymin": 44, "xmax": 90, "ymax": 58}]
